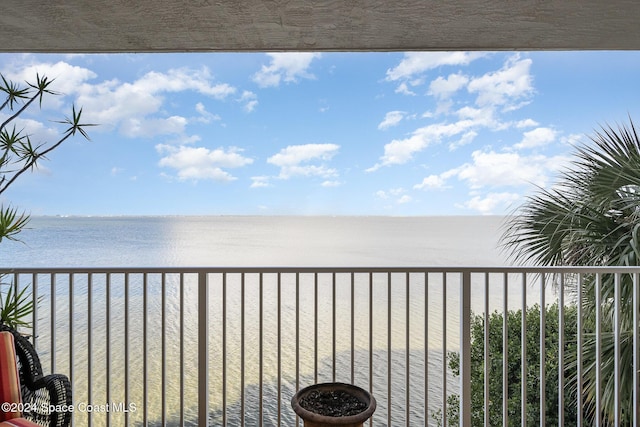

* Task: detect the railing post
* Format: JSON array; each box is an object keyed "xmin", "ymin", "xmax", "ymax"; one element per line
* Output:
[
  {"xmin": 198, "ymin": 272, "xmax": 209, "ymax": 427},
  {"xmin": 634, "ymin": 272, "xmax": 640, "ymax": 425},
  {"xmin": 460, "ymin": 271, "xmax": 471, "ymax": 427},
  {"xmin": 634, "ymin": 273, "xmax": 640, "ymax": 425}
]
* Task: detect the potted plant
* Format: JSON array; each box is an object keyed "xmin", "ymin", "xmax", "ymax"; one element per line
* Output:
[{"xmin": 291, "ymin": 382, "xmax": 376, "ymax": 427}]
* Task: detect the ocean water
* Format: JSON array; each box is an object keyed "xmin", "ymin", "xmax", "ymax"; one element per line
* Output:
[
  {"xmin": 0, "ymin": 215, "xmax": 510, "ymax": 267},
  {"xmin": 0, "ymin": 216, "xmax": 515, "ymax": 427}
]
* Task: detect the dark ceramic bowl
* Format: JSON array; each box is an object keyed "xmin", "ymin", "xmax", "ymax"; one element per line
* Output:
[{"xmin": 291, "ymin": 382, "xmax": 376, "ymax": 426}]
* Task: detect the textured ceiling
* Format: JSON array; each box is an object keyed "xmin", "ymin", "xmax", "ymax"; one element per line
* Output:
[{"xmin": 2, "ymin": 1, "xmax": 640, "ymax": 53}]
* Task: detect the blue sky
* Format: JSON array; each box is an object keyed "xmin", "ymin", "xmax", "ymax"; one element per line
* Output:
[{"xmin": 1, "ymin": 51, "xmax": 640, "ymax": 216}]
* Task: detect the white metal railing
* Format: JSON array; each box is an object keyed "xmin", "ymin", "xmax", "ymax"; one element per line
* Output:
[{"xmin": 1, "ymin": 266, "xmax": 639, "ymax": 427}]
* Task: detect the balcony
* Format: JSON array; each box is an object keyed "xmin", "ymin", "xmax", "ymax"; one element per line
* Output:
[{"xmin": 2, "ymin": 266, "xmax": 639, "ymax": 426}]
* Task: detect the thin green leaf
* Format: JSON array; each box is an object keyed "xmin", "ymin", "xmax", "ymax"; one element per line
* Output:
[{"xmin": 0, "ymin": 205, "xmax": 30, "ymax": 243}]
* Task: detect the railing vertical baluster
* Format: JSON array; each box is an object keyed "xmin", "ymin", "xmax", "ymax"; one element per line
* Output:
[
  {"xmin": 614, "ymin": 273, "xmax": 621, "ymax": 426},
  {"xmin": 483, "ymin": 272, "xmax": 489, "ymax": 427},
  {"xmin": 198, "ymin": 271, "xmax": 209, "ymax": 427},
  {"xmin": 258, "ymin": 273, "xmax": 263, "ymax": 427},
  {"xmin": 577, "ymin": 274, "xmax": 583, "ymax": 427},
  {"xmin": 558, "ymin": 274, "xmax": 565, "ymax": 426},
  {"xmin": 222, "ymin": 273, "xmax": 227, "ymax": 427},
  {"xmin": 595, "ymin": 274, "xmax": 602, "ymax": 427},
  {"xmin": 31, "ymin": 273, "xmax": 37, "ymax": 349},
  {"xmin": 50, "ymin": 273, "xmax": 56, "ymax": 374},
  {"xmin": 106, "ymin": 273, "xmax": 111, "ymax": 427},
  {"xmin": 540, "ymin": 274, "xmax": 546, "ymax": 426},
  {"xmin": 442, "ymin": 272, "xmax": 447, "ymax": 427},
  {"xmin": 277, "ymin": 273, "xmax": 282, "ymax": 426},
  {"xmin": 240, "ymin": 273, "xmax": 245, "ymax": 427},
  {"xmin": 124, "ymin": 273, "xmax": 130, "ymax": 427},
  {"xmin": 69, "ymin": 272, "xmax": 74, "ymax": 427},
  {"xmin": 460, "ymin": 271, "xmax": 471, "ymax": 427},
  {"xmin": 369, "ymin": 272, "xmax": 374, "ymax": 426},
  {"xmin": 87, "ymin": 273, "xmax": 93, "ymax": 427},
  {"xmin": 424, "ymin": 272, "xmax": 428, "ymax": 427},
  {"xmin": 521, "ymin": 273, "xmax": 527, "ymax": 427},
  {"xmin": 180, "ymin": 273, "xmax": 185, "ymax": 427},
  {"xmin": 143, "ymin": 273, "xmax": 148, "ymax": 427},
  {"xmin": 405, "ymin": 272, "xmax": 410, "ymax": 427},
  {"xmin": 296, "ymin": 272, "xmax": 300, "ymax": 396},
  {"xmin": 333, "ymin": 272, "xmax": 337, "ymax": 383},
  {"xmin": 352, "ymin": 272, "xmax": 356, "ymax": 384},
  {"xmin": 388, "ymin": 271, "xmax": 392, "ymax": 427},
  {"xmin": 314, "ymin": 272, "xmax": 318, "ymax": 384},
  {"xmin": 162, "ymin": 273, "xmax": 167, "ymax": 427},
  {"xmin": 502, "ymin": 272, "xmax": 508, "ymax": 427},
  {"xmin": 12, "ymin": 273, "xmax": 18, "ymax": 310},
  {"xmin": 634, "ymin": 272, "xmax": 640, "ymax": 425}
]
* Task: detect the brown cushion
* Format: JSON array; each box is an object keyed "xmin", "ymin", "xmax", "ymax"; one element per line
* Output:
[
  {"xmin": 0, "ymin": 419, "xmax": 42, "ymax": 427},
  {"xmin": 0, "ymin": 331, "xmax": 22, "ymax": 421}
]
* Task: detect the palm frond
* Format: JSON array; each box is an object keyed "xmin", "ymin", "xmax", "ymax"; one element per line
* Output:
[{"xmin": 502, "ymin": 117, "xmax": 640, "ymax": 425}]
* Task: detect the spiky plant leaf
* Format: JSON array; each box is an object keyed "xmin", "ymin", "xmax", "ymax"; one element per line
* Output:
[
  {"xmin": 0, "ymin": 281, "xmax": 36, "ymax": 329},
  {"xmin": 0, "ymin": 206, "xmax": 30, "ymax": 243}
]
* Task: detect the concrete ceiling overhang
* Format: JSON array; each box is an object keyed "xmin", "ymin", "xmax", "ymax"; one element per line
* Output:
[{"xmin": 2, "ymin": 1, "xmax": 640, "ymax": 53}]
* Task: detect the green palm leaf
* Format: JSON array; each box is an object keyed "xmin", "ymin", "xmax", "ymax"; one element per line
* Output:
[{"xmin": 501, "ymin": 118, "xmax": 640, "ymax": 424}]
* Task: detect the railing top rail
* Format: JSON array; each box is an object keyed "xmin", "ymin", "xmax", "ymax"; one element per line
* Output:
[{"xmin": 2, "ymin": 265, "xmax": 640, "ymax": 274}]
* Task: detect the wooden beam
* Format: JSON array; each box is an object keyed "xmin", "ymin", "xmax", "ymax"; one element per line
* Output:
[{"xmin": 2, "ymin": 0, "xmax": 640, "ymax": 53}]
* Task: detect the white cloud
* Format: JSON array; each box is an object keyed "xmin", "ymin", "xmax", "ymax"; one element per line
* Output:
[
  {"xmin": 414, "ymin": 175, "xmax": 447, "ymax": 190},
  {"xmin": 462, "ymin": 192, "xmax": 521, "ymax": 214},
  {"xmin": 395, "ymin": 82, "xmax": 416, "ymax": 96},
  {"xmin": 132, "ymin": 68, "xmax": 235, "ymax": 99},
  {"xmin": 170, "ymin": 134, "xmax": 201, "ymax": 145},
  {"xmin": 121, "ymin": 115, "xmax": 188, "ymax": 138},
  {"xmin": 386, "ymin": 52, "xmax": 486, "ymax": 81},
  {"xmin": 3, "ymin": 60, "xmax": 97, "ymax": 104},
  {"xmin": 375, "ymin": 188, "xmax": 405, "ymax": 198},
  {"xmin": 368, "ymin": 134, "xmax": 427, "ymax": 171},
  {"xmin": 250, "ymin": 176, "xmax": 271, "ymax": 188},
  {"xmin": 73, "ymin": 66, "xmax": 237, "ymax": 137},
  {"xmin": 449, "ymin": 130, "xmax": 478, "ymax": 150},
  {"xmin": 454, "ymin": 150, "xmax": 563, "ymax": 189},
  {"xmin": 454, "ymin": 106, "xmax": 497, "ymax": 126},
  {"xmin": 515, "ymin": 118, "xmax": 539, "ymax": 128},
  {"xmin": 375, "ymin": 188, "xmax": 410, "ymax": 204},
  {"xmin": 419, "ymin": 145, "xmax": 571, "ymax": 214},
  {"xmin": 195, "ymin": 102, "xmax": 221, "ymax": 123},
  {"xmin": 2, "ymin": 116, "xmax": 60, "ymax": 145},
  {"xmin": 321, "ymin": 180, "xmax": 341, "ymax": 187},
  {"xmin": 378, "ymin": 111, "xmax": 405, "ymax": 130},
  {"xmin": 267, "ymin": 143, "xmax": 339, "ymax": 179},
  {"xmin": 252, "ymin": 53, "xmax": 322, "ymax": 88},
  {"xmin": 157, "ymin": 144, "xmax": 253, "ymax": 182},
  {"xmin": 428, "ymin": 73, "xmax": 469, "ymax": 99},
  {"xmin": 238, "ymin": 91, "xmax": 258, "ymax": 112},
  {"xmin": 514, "ymin": 127, "xmax": 557, "ymax": 149},
  {"xmin": 195, "ymin": 102, "xmax": 207, "ymax": 115},
  {"xmin": 368, "ymin": 120, "xmax": 476, "ymax": 170},
  {"xmin": 467, "ymin": 55, "xmax": 533, "ymax": 108},
  {"xmin": 561, "ymin": 133, "xmax": 584, "ymax": 146},
  {"xmin": 370, "ymin": 54, "xmax": 539, "ymax": 172},
  {"xmin": 244, "ymin": 100, "xmax": 258, "ymax": 113}
]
